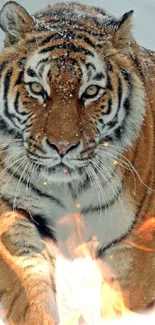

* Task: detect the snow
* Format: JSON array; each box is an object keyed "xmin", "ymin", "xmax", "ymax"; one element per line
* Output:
[{"xmin": 0, "ymin": 0, "xmax": 155, "ymax": 50}]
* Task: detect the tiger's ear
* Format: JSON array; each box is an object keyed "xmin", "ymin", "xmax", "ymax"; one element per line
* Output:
[
  {"xmin": 0, "ymin": 1, "xmax": 35, "ymax": 46},
  {"xmin": 113, "ymin": 10, "xmax": 134, "ymax": 49}
]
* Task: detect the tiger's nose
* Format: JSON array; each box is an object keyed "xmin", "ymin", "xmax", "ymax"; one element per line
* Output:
[{"xmin": 46, "ymin": 139, "xmax": 80, "ymax": 156}]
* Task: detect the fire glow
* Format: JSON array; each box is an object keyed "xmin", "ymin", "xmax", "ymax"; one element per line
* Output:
[
  {"xmin": 56, "ymin": 238, "xmax": 130, "ymax": 325},
  {"xmin": 56, "ymin": 213, "xmax": 155, "ymax": 325}
]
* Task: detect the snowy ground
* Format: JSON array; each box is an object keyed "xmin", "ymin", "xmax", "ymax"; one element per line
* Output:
[{"xmin": 0, "ymin": 0, "xmax": 155, "ymax": 50}]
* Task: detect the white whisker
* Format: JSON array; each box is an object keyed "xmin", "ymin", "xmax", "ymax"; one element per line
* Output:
[
  {"xmin": 13, "ymin": 159, "xmax": 29, "ymax": 212},
  {"xmin": 97, "ymin": 147, "xmax": 137, "ymax": 195},
  {"xmin": 93, "ymin": 154, "xmax": 130, "ymax": 221},
  {"xmin": 0, "ymin": 156, "xmax": 27, "ymax": 199},
  {"xmin": 98, "ymin": 144, "xmax": 155, "ymax": 192},
  {"xmin": 90, "ymin": 160, "xmax": 116, "ymax": 225}
]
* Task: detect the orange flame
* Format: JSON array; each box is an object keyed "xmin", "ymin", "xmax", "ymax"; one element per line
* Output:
[
  {"xmin": 56, "ymin": 240, "xmax": 134, "ymax": 325},
  {"xmin": 56, "ymin": 213, "xmax": 131, "ymax": 325},
  {"xmin": 56, "ymin": 212, "xmax": 155, "ymax": 325}
]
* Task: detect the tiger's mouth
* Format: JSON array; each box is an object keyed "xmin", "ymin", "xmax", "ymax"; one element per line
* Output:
[
  {"xmin": 27, "ymin": 149, "xmax": 91, "ymax": 169},
  {"xmin": 29, "ymin": 156, "xmax": 89, "ymax": 183},
  {"xmin": 45, "ymin": 162, "xmax": 74, "ymax": 173},
  {"xmin": 26, "ymin": 145, "xmax": 95, "ymax": 182},
  {"xmin": 41, "ymin": 161, "xmax": 86, "ymax": 174}
]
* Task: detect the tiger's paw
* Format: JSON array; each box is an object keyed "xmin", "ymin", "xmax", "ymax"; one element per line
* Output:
[{"xmin": 98, "ymin": 242, "xmax": 133, "ymax": 281}]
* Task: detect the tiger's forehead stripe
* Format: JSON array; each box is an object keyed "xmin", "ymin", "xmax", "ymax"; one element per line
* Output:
[
  {"xmin": 39, "ymin": 31, "xmax": 97, "ymax": 49},
  {"xmin": 23, "ymin": 31, "xmax": 99, "ymax": 76},
  {"xmin": 39, "ymin": 40, "xmax": 95, "ymax": 58},
  {"xmin": 24, "ymin": 33, "xmax": 106, "ymax": 92}
]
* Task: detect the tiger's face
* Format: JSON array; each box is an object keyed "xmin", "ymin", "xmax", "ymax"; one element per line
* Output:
[
  {"xmin": 0, "ymin": 2, "xmax": 145, "ymax": 184},
  {"xmin": 22, "ymin": 50, "xmax": 114, "ymax": 182}
]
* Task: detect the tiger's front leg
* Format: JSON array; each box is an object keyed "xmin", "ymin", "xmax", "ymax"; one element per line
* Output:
[
  {"xmin": 0, "ymin": 210, "xmax": 58, "ymax": 325},
  {"xmin": 99, "ymin": 237, "xmax": 155, "ymax": 311}
]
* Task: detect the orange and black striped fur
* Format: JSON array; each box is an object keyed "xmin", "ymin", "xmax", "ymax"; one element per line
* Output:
[{"xmin": 0, "ymin": 1, "xmax": 154, "ymax": 323}]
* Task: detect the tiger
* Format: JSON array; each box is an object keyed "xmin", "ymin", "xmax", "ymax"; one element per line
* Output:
[{"xmin": 0, "ymin": 0, "xmax": 154, "ymax": 324}]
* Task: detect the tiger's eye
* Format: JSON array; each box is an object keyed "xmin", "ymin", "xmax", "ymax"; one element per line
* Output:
[
  {"xmin": 30, "ymin": 82, "xmax": 43, "ymax": 94},
  {"xmin": 85, "ymin": 85, "xmax": 99, "ymax": 97}
]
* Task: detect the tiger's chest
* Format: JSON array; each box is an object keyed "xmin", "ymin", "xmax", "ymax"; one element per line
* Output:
[{"xmin": 2, "ymin": 173, "xmax": 136, "ymax": 248}]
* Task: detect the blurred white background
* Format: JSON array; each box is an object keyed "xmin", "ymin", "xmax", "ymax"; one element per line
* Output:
[{"xmin": 0, "ymin": 0, "xmax": 155, "ymax": 50}]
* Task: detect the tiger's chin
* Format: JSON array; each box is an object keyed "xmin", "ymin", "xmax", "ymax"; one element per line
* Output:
[{"xmin": 40, "ymin": 164, "xmax": 85, "ymax": 184}]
